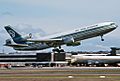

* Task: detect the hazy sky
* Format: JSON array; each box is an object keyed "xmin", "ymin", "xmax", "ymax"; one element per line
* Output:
[{"xmin": 0, "ymin": 0, "xmax": 120, "ymax": 53}]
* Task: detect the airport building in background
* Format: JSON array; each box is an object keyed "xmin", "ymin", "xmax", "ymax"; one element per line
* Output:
[{"xmin": 0, "ymin": 47, "xmax": 120, "ymax": 67}]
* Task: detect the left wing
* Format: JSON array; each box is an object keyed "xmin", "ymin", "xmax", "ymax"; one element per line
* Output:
[
  {"xmin": 27, "ymin": 38, "xmax": 63, "ymax": 42},
  {"xmin": 27, "ymin": 38, "xmax": 63, "ymax": 46}
]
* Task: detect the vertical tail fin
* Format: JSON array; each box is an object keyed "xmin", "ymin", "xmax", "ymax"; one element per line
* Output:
[{"xmin": 4, "ymin": 25, "xmax": 25, "ymax": 44}]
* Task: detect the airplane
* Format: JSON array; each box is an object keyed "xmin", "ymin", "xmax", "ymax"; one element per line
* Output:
[
  {"xmin": 71, "ymin": 55, "xmax": 120, "ymax": 66},
  {"xmin": 4, "ymin": 21, "xmax": 117, "ymax": 52}
]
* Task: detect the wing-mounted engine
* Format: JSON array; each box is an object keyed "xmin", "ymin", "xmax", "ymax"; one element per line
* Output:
[
  {"xmin": 63, "ymin": 37, "xmax": 74, "ymax": 43},
  {"xmin": 63, "ymin": 37, "xmax": 81, "ymax": 46},
  {"xmin": 66, "ymin": 41, "xmax": 81, "ymax": 46}
]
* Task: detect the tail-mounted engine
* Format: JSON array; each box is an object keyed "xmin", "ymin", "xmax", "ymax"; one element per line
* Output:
[{"xmin": 20, "ymin": 33, "xmax": 32, "ymax": 42}]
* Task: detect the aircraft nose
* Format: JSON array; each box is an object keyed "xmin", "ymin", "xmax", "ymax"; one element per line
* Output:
[
  {"xmin": 115, "ymin": 24, "xmax": 118, "ymax": 28},
  {"xmin": 110, "ymin": 23, "xmax": 118, "ymax": 29},
  {"xmin": 113, "ymin": 24, "xmax": 118, "ymax": 29}
]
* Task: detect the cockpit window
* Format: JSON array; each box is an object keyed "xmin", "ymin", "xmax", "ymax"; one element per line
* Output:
[{"xmin": 110, "ymin": 23, "xmax": 115, "ymax": 25}]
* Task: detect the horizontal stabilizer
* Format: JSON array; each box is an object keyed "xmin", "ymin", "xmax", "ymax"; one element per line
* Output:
[{"xmin": 4, "ymin": 43, "xmax": 28, "ymax": 47}]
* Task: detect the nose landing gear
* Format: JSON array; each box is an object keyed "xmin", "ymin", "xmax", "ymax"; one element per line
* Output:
[{"xmin": 101, "ymin": 35, "xmax": 104, "ymax": 41}]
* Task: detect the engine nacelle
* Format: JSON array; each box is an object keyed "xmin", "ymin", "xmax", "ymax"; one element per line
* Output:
[
  {"xmin": 21, "ymin": 33, "xmax": 32, "ymax": 41},
  {"xmin": 66, "ymin": 41, "xmax": 81, "ymax": 46},
  {"xmin": 23, "ymin": 36, "xmax": 31, "ymax": 40},
  {"xmin": 63, "ymin": 37, "xmax": 74, "ymax": 44}
]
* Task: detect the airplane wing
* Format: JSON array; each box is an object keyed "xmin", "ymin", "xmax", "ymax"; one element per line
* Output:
[
  {"xmin": 4, "ymin": 44, "xmax": 28, "ymax": 47},
  {"xmin": 27, "ymin": 39, "xmax": 63, "ymax": 42},
  {"xmin": 27, "ymin": 38, "xmax": 63, "ymax": 46}
]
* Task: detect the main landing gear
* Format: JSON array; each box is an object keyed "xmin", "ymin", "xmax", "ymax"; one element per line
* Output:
[
  {"xmin": 52, "ymin": 46, "xmax": 65, "ymax": 53},
  {"xmin": 101, "ymin": 35, "xmax": 104, "ymax": 41}
]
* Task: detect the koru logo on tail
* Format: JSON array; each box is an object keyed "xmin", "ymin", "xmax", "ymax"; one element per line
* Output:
[{"xmin": 8, "ymin": 30, "xmax": 15, "ymax": 38}]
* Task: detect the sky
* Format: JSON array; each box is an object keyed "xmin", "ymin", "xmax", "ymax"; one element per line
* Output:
[{"xmin": 0, "ymin": 0, "xmax": 120, "ymax": 53}]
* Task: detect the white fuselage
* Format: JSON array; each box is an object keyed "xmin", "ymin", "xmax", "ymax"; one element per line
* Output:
[
  {"xmin": 71, "ymin": 55, "xmax": 120, "ymax": 64},
  {"xmin": 14, "ymin": 22, "xmax": 117, "ymax": 51}
]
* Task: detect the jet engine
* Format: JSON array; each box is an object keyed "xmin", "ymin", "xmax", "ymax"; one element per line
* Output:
[
  {"xmin": 21, "ymin": 33, "xmax": 32, "ymax": 41},
  {"xmin": 63, "ymin": 37, "xmax": 74, "ymax": 44},
  {"xmin": 23, "ymin": 33, "xmax": 32, "ymax": 39},
  {"xmin": 66, "ymin": 41, "xmax": 81, "ymax": 46},
  {"xmin": 63, "ymin": 37, "xmax": 81, "ymax": 46}
]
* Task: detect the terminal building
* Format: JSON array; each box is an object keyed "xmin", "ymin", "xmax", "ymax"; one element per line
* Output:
[
  {"xmin": 110, "ymin": 47, "xmax": 120, "ymax": 56},
  {"xmin": 0, "ymin": 47, "xmax": 120, "ymax": 67},
  {"xmin": 0, "ymin": 52, "xmax": 67, "ymax": 67}
]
